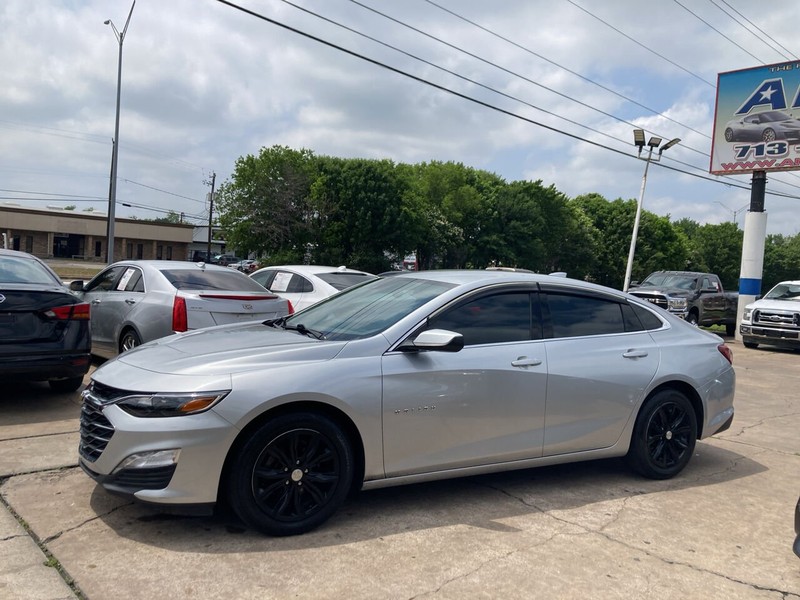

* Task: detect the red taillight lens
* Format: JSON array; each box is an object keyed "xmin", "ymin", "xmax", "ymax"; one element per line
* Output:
[
  {"xmin": 172, "ymin": 296, "xmax": 188, "ymax": 332},
  {"xmin": 718, "ymin": 343, "xmax": 733, "ymax": 365},
  {"xmin": 287, "ymin": 300, "xmax": 294, "ymax": 315},
  {"xmin": 43, "ymin": 303, "xmax": 91, "ymax": 320}
]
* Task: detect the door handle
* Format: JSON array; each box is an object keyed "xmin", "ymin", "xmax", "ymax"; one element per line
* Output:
[
  {"xmin": 124, "ymin": 298, "xmax": 137, "ymax": 305},
  {"xmin": 623, "ymin": 349, "xmax": 649, "ymax": 359},
  {"xmin": 511, "ymin": 357, "xmax": 543, "ymax": 367}
]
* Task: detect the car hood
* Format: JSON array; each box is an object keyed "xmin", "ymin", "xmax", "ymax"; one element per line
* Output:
[
  {"xmin": 747, "ymin": 298, "xmax": 800, "ymax": 311},
  {"xmin": 96, "ymin": 322, "xmax": 348, "ymax": 379}
]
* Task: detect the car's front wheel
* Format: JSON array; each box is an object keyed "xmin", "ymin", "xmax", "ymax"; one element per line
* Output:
[
  {"xmin": 762, "ymin": 128, "xmax": 776, "ymax": 142},
  {"xmin": 626, "ymin": 389, "xmax": 697, "ymax": 479},
  {"xmin": 724, "ymin": 127, "xmax": 734, "ymax": 142},
  {"xmin": 226, "ymin": 413, "xmax": 354, "ymax": 536}
]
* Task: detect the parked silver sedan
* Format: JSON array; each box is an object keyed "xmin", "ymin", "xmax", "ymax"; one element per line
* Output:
[
  {"xmin": 70, "ymin": 260, "xmax": 290, "ymax": 358},
  {"xmin": 78, "ymin": 270, "xmax": 735, "ymax": 536}
]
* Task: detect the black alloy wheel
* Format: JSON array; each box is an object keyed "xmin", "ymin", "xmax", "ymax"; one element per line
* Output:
[
  {"xmin": 227, "ymin": 413, "xmax": 354, "ymax": 536},
  {"xmin": 626, "ymin": 389, "xmax": 697, "ymax": 479}
]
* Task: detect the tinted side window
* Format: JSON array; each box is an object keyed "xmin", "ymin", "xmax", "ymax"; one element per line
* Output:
[
  {"xmin": 287, "ymin": 274, "xmax": 313, "ymax": 293},
  {"xmin": 251, "ymin": 270, "xmax": 276, "ymax": 289},
  {"xmin": 430, "ymin": 292, "xmax": 535, "ymax": 346},
  {"xmin": 631, "ymin": 303, "xmax": 664, "ymax": 331},
  {"xmin": 84, "ymin": 266, "xmax": 125, "ymax": 293},
  {"xmin": 546, "ymin": 293, "xmax": 626, "ymax": 338}
]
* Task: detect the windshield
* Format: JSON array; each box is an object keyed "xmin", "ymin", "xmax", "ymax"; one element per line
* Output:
[
  {"xmin": 284, "ymin": 276, "xmax": 455, "ymax": 341},
  {"xmin": 0, "ymin": 254, "xmax": 61, "ymax": 285},
  {"xmin": 764, "ymin": 283, "xmax": 800, "ymax": 301},
  {"xmin": 639, "ymin": 274, "xmax": 697, "ymax": 290}
]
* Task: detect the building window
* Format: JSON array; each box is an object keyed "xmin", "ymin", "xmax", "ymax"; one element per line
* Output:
[
  {"xmin": 25, "ymin": 236, "xmax": 33, "ymax": 253},
  {"xmin": 126, "ymin": 242, "xmax": 133, "ymax": 259},
  {"xmin": 157, "ymin": 245, "xmax": 163, "ymax": 260},
  {"xmin": 136, "ymin": 243, "xmax": 143, "ymax": 260},
  {"xmin": 95, "ymin": 241, "xmax": 102, "ymax": 257},
  {"xmin": 166, "ymin": 246, "xmax": 173, "ymax": 260}
]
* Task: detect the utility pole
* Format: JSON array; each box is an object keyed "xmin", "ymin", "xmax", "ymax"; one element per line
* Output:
[{"xmin": 206, "ymin": 172, "xmax": 216, "ymax": 261}]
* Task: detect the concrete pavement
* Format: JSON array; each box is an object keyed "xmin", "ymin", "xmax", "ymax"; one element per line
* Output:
[{"xmin": 1, "ymin": 343, "xmax": 799, "ymax": 599}]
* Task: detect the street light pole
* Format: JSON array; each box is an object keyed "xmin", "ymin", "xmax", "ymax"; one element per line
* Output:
[
  {"xmin": 622, "ymin": 130, "xmax": 680, "ymax": 292},
  {"xmin": 104, "ymin": 1, "xmax": 136, "ymax": 264}
]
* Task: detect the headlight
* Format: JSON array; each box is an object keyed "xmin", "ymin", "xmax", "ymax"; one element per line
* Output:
[
  {"xmin": 668, "ymin": 297, "xmax": 688, "ymax": 310},
  {"xmin": 115, "ymin": 391, "xmax": 229, "ymax": 418},
  {"xmin": 742, "ymin": 308, "xmax": 752, "ymax": 321}
]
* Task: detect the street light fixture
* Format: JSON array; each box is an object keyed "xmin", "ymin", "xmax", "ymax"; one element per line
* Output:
[
  {"xmin": 105, "ymin": 1, "xmax": 136, "ymax": 264},
  {"xmin": 622, "ymin": 130, "xmax": 681, "ymax": 292}
]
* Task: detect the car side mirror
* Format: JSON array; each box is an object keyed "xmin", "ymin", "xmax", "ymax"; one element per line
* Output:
[
  {"xmin": 398, "ymin": 329, "xmax": 464, "ymax": 353},
  {"xmin": 69, "ymin": 280, "xmax": 85, "ymax": 292}
]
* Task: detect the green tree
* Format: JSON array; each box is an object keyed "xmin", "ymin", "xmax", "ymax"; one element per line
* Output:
[{"xmin": 216, "ymin": 145, "xmax": 317, "ymax": 260}]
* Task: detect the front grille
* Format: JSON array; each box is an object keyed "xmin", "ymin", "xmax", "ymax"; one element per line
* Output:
[
  {"xmin": 753, "ymin": 309, "xmax": 800, "ymax": 329},
  {"xmin": 79, "ymin": 381, "xmax": 122, "ymax": 462},
  {"xmin": 631, "ymin": 293, "xmax": 668, "ymax": 310}
]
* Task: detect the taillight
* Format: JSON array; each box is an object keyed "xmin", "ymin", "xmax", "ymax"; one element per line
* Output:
[
  {"xmin": 287, "ymin": 300, "xmax": 294, "ymax": 315},
  {"xmin": 718, "ymin": 343, "xmax": 733, "ymax": 365},
  {"xmin": 43, "ymin": 303, "xmax": 91, "ymax": 320},
  {"xmin": 172, "ymin": 296, "xmax": 188, "ymax": 332}
]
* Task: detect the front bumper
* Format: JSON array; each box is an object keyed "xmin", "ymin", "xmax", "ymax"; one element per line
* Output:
[
  {"xmin": 79, "ymin": 398, "xmax": 239, "ymax": 507},
  {"xmin": 740, "ymin": 324, "xmax": 800, "ymax": 349}
]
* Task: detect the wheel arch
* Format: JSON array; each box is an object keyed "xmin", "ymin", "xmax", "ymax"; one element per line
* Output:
[
  {"xmin": 645, "ymin": 380, "xmax": 705, "ymax": 438},
  {"xmin": 217, "ymin": 401, "xmax": 366, "ymax": 502},
  {"xmin": 117, "ymin": 325, "xmax": 142, "ymax": 352}
]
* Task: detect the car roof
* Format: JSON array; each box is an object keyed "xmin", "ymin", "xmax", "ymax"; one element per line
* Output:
[
  {"xmin": 257, "ymin": 265, "xmax": 372, "ymax": 275},
  {"xmin": 110, "ymin": 260, "xmax": 233, "ymax": 271}
]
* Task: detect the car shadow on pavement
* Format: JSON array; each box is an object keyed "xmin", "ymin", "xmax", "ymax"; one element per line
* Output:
[{"xmin": 86, "ymin": 440, "xmax": 764, "ymax": 552}]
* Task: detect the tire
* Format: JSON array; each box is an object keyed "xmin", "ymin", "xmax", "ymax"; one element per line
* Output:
[
  {"xmin": 226, "ymin": 413, "xmax": 354, "ymax": 536},
  {"xmin": 724, "ymin": 128, "xmax": 734, "ymax": 142},
  {"xmin": 743, "ymin": 340, "xmax": 758, "ymax": 349},
  {"xmin": 686, "ymin": 311, "xmax": 699, "ymax": 327},
  {"xmin": 49, "ymin": 376, "xmax": 84, "ymax": 393},
  {"xmin": 626, "ymin": 389, "xmax": 697, "ymax": 479},
  {"xmin": 762, "ymin": 128, "xmax": 776, "ymax": 142},
  {"xmin": 725, "ymin": 323, "xmax": 736, "ymax": 337},
  {"xmin": 119, "ymin": 329, "xmax": 141, "ymax": 353}
]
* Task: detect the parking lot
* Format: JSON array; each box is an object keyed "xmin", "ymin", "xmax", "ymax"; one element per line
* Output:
[{"xmin": 1, "ymin": 340, "xmax": 799, "ymax": 600}]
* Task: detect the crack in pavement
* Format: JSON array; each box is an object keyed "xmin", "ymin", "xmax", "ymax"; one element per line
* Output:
[
  {"xmin": 468, "ymin": 481, "xmax": 800, "ymax": 598},
  {"xmin": 42, "ymin": 502, "xmax": 135, "ymax": 544},
  {"xmin": 0, "ymin": 429, "xmax": 79, "ymax": 443}
]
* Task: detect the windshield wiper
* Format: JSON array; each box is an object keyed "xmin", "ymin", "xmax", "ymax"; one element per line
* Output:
[
  {"xmin": 283, "ymin": 323, "xmax": 326, "ymax": 340},
  {"xmin": 263, "ymin": 316, "xmax": 287, "ymax": 328}
]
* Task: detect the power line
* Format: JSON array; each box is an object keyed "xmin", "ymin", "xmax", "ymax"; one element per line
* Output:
[
  {"xmin": 212, "ymin": 0, "xmax": 800, "ymax": 203},
  {"xmin": 564, "ymin": 0, "xmax": 715, "ymax": 88},
  {"xmin": 672, "ymin": 0, "xmax": 767, "ymax": 64},
  {"xmin": 714, "ymin": 0, "xmax": 799, "ymax": 60}
]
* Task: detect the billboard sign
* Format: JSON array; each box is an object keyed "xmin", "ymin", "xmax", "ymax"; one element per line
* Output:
[{"xmin": 710, "ymin": 61, "xmax": 800, "ymax": 175}]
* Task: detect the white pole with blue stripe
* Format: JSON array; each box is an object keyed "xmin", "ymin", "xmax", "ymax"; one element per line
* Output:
[{"xmin": 736, "ymin": 210, "xmax": 767, "ymax": 341}]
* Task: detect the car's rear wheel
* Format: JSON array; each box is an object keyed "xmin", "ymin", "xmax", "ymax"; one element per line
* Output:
[
  {"xmin": 626, "ymin": 389, "xmax": 697, "ymax": 479},
  {"xmin": 724, "ymin": 127, "xmax": 734, "ymax": 142},
  {"xmin": 48, "ymin": 376, "xmax": 84, "ymax": 393},
  {"xmin": 762, "ymin": 128, "xmax": 776, "ymax": 142},
  {"xmin": 119, "ymin": 329, "xmax": 141, "ymax": 353},
  {"xmin": 226, "ymin": 413, "xmax": 354, "ymax": 536}
]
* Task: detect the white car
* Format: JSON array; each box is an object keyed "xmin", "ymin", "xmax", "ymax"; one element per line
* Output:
[
  {"xmin": 250, "ymin": 265, "xmax": 377, "ymax": 311},
  {"xmin": 740, "ymin": 280, "xmax": 800, "ymax": 350}
]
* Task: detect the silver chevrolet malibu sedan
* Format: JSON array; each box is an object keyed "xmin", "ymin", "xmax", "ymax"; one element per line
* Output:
[{"xmin": 79, "ymin": 270, "xmax": 735, "ymax": 536}]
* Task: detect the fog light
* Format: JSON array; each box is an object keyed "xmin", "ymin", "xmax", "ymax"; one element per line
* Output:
[{"xmin": 113, "ymin": 449, "xmax": 180, "ymax": 473}]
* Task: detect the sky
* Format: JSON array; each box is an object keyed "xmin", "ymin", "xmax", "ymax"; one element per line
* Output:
[{"xmin": 2, "ymin": 0, "xmax": 800, "ymax": 238}]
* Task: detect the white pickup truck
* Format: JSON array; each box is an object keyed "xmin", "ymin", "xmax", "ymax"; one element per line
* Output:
[{"xmin": 740, "ymin": 280, "xmax": 800, "ymax": 350}]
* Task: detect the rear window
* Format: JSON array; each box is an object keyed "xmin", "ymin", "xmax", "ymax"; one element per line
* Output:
[
  {"xmin": 160, "ymin": 269, "xmax": 267, "ymax": 291},
  {"xmin": 0, "ymin": 255, "xmax": 61, "ymax": 285},
  {"xmin": 316, "ymin": 272, "xmax": 378, "ymax": 291}
]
